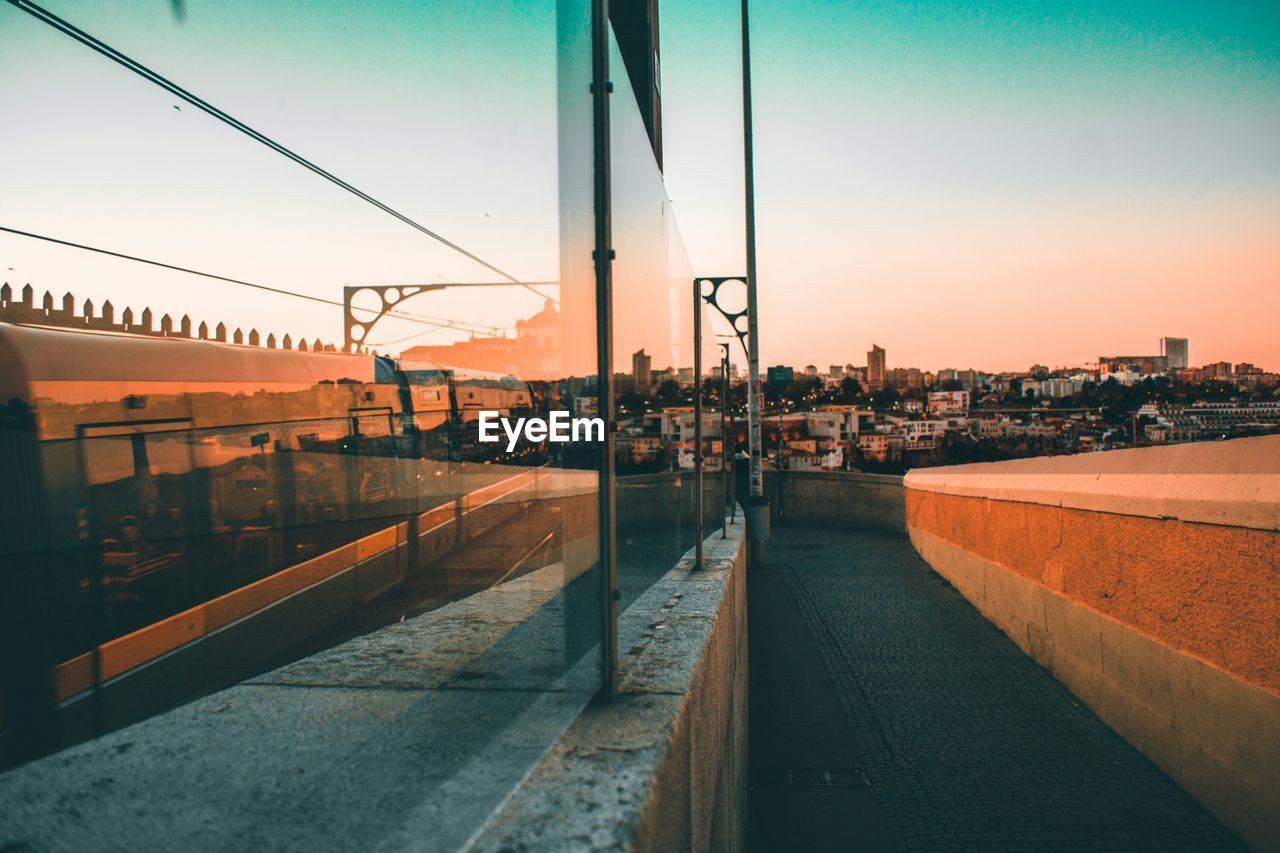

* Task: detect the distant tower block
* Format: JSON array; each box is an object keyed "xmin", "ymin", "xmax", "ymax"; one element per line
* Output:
[
  {"xmin": 1160, "ymin": 337, "xmax": 1189, "ymax": 370},
  {"xmin": 867, "ymin": 344, "xmax": 886, "ymax": 391}
]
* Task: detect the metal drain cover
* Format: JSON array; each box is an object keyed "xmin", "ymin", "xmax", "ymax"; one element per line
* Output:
[{"xmin": 763, "ymin": 769, "xmax": 871, "ymax": 787}]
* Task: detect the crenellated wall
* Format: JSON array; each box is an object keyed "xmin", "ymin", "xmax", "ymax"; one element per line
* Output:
[
  {"xmin": 0, "ymin": 282, "xmax": 341, "ymax": 352},
  {"xmin": 904, "ymin": 435, "xmax": 1280, "ymax": 852}
]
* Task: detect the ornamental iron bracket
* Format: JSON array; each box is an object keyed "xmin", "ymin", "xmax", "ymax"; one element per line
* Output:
[
  {"xmin": 696, "ymin": 276, "xmax": 750, "ymax": 359},
  {"xmin": 342, "ymin": 282, "xmax": 554, "ymax": 352}
]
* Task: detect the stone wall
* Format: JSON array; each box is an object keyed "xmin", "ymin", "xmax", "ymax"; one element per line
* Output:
[
  {"xmin": 473, "ymin": 522, "xmax": 749, "ymax": 851},
  {"xmin": 618, "ymin": 472, "xmax": 728, "ymax": 534},
  {"xmin": 764, "ymin": 470, "xmax": 905, "ymax": 533},
  {"xmin": 904, "ymin": 436, "xmax": 1280, "ymax": 852}
]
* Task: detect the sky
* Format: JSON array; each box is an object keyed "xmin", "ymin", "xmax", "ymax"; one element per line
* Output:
[
  {"xmin": 660, "ymin": 0, "xmax": 1280, "ymax": 372},
  {"xmin": 1, "ymin": 0, "xmax": 1278, "ymax": 373}
]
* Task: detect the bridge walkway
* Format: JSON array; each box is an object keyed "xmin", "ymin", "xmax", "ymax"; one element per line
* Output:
[{"xmin": 748, "ymin": 525, "xmax": 1246, "ymax": 852}]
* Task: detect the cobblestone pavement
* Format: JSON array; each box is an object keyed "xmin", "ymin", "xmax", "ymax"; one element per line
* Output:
[{"xmin": 772, "ymin": 525, "xmax": 1246, "ymax": 853}]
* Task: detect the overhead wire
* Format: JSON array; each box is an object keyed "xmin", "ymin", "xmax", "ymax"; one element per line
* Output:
[
  {"xmin": 0, "ymin": 225, "xmax": 507, "ymax": 339},
  {"xmin": 3, "ymin": 0, "xmax": 557, "ymax": 305}
]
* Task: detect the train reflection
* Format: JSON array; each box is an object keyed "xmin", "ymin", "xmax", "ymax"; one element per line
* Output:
[{"xmin": 0, "ymin": 323, "xmax": 597, "ymax": 763}]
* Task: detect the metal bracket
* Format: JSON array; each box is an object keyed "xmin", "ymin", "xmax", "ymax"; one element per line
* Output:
[
  {"xmin": 696, "ymin": 276, "xmax": 750, "ymax": 359},
  {"xmin": 342, "ymin": 282, "xmax": 547, "ymax": 352}
]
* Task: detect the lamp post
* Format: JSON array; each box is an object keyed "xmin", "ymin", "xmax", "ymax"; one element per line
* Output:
[
  {"xmin": 720, "ymin": 342, "xmax": 732, "ymax": 538},
  {"xmin": 694, "ymin": 280, "xmax": 703, "ymax": 570},
  {"xmin": 740, "ymin": 0, "xmax": 768, "ymax": 565}
]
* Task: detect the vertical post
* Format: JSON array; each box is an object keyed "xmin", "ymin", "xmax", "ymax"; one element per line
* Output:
[
  {"xmin": 693, "ymin": 280, "xmax": 704, "ymax": 569},
  {"xmin": 721, "ymin": 343, "xmax": 730, "ymax": 538},
  {"xmin": 591, "ymin": 0, "xmax": 618, "ymax": 697},
  {"xmin": 741, "ymin": 0, "xmax": 768, "ymax": 566},
  {"xmin": 742, "ymin": 0, "xmax": 762, "ymax": 502}
]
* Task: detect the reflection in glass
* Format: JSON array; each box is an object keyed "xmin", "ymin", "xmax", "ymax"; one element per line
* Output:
[{"xmin": 0, "ymin": 2, "xmax": 605, "ymax": 837}]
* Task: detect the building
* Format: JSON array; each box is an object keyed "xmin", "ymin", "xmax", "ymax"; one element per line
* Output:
[
  {"xmin": 828, "ymin": 364, "xmax": 844, "ymax": 380},
  {"xmin": 616, "ymin": 435, "xmax": 662, "ymax": 465},
  {"xmin": 766, "ymin": 365, "xmax": 795, "ymax": 386},
  {"xmin": 1160, "ymin": 337, "xmax": 1189, "ymax": 370},
  {"xmin": 805, "ymin": 408, "xmax": 875, "ymax": 442},
  {"xmin": 804, "ymin": 364, "xmax": 819, "ymax": 377},
  {"xmin": 867, "ymin": 345, "xmax": 886, "ymax": 391},
  {"xmin": 857, "ymin": 432, "xmax": 893, "ymax": 463},
  {"xmin": 402, "ymin": 298, "xmax": 562, "ymax": 377},
  {"xmin": 886, "ymin": 366, "xmax": 925, "ymax": 392},
  {"xmin": 936, "ymin": 368, "xmax": 979, "ymax": 389},
  {"xmin": 928, "ymin": 390, "xmax": 970, "ymax": 415},
  {"xmin": 632, "ymin": 349, "xmax": 653, "ymax": 394},
  {"xmin": 659, "ymin": 409, "xmax": 723, "ymax": 444},
  {"xmin": 1099, "ymin": 355, "xmax": 1168, "ymax": 376},
  {"xmin": 899, "ymin": 419, "xmax": 948, "ymax": 447}
]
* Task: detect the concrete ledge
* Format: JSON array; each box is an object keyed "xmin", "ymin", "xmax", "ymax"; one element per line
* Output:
[
  {"xmin": 765, "ymin": 470, "xmax": 905, "ymax": 533},
  {"xmin": 905, "ymin": 434, "xmax": 1280, "ymax": 531},
  {"xmin": 617, "ymin": 472, "xmax": 728, "ymax": 534},
  {"xmin": 470, "ymin": 521, "xmax": 748, "ymax": 852},
  {"xmin": 904, "ymin": 440, "xmax": 1280, "ymax": 852}
]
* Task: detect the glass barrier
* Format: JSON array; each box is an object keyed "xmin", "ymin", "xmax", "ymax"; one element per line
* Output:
[
  {"xmin": 607, "ymin": 26, "xmax": 722, "ymax": 609},
  {"xmin": 0, "ymin": 0, "xmax": 604, "ymax": 834}
]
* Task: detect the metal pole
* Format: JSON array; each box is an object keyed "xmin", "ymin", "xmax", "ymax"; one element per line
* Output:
[
  {"xmin": 591, "ymin": 0, "xmax": 618, "ymax": 696},
  {"xmin": 741, "ymin": 0, "xmax": 762, "ymax": 502},
  {"xmin": 721, "ymin": 343, "xmax": 730, "ymax": 538},
  {"xmin": 694, "ymin": 280, "xmax": 704, "ymax": 569}
]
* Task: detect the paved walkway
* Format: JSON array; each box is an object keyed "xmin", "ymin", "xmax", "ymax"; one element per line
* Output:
[{"xmin": 748, "ymin": 525, "xmax": 1246, "ymax": 852}]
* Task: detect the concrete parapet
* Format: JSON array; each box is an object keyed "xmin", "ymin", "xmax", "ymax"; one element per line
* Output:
[
  {"xmin": 765, "ymin": 470, "xmax": 905, "ymax": 533},
  {"xmin": 471, "ymin": 521, "xmax": 748, "ymax": 852},
  {"xmin": 618, "ymin": 472, "xmax": 728, "ymax": 533},
  {"xmin": 904, "ymin": 436, "xmax": 1280, "ymax": 852},
  {"xmin": 0, "ymin": 513, "xmax": 747, "ymax": 853}
]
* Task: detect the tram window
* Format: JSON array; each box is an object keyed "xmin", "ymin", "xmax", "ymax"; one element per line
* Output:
[
  {"xmin": 82, "ymin": 436, "xmax": 135, "ymax": 487},
  {"xmin": 353, "ymin": 413, "xmax": 392, "ymax": 438},
  {"xmin": 80, "ymin": 430, "xmax": 195, "ymax": 641}
]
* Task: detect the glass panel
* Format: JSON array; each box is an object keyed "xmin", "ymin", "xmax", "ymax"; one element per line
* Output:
[
  {"xmin": 608, "ymin": 25, "xmax": 712, "ymax": 613},
  {"xmin": 0, "ymin": 0, "xmax": 603, "ymax": 831}
]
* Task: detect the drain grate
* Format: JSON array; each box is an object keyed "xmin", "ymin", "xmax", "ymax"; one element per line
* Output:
[{"xmin": 763, "ymin": 769, "xmax": 871, "ymax": 788}]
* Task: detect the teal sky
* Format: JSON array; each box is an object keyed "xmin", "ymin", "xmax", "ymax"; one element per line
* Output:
[
  {"xmin": 661, "ymin": 0, "xmax": 1280, "ymax": 370},
  {"xmin": 2, "ymin": 0, "xmax": 1278, "ymax": 370}
]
